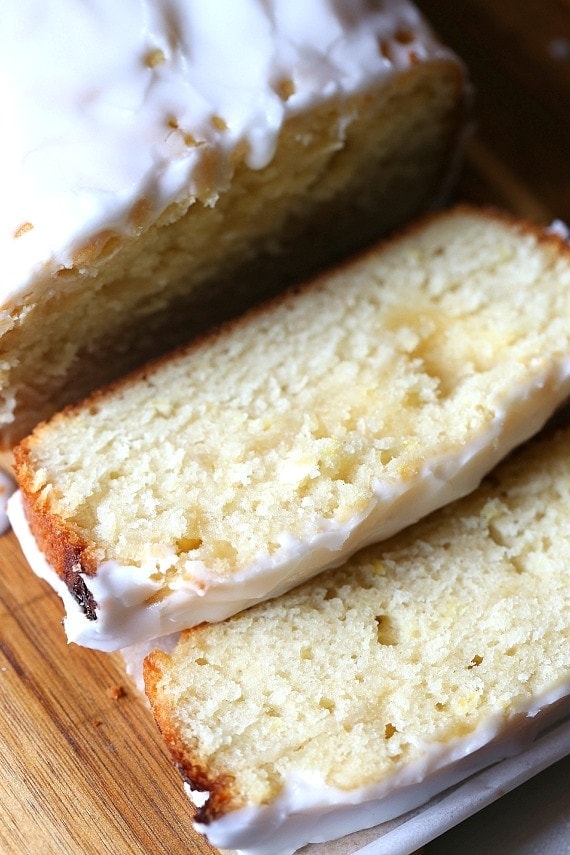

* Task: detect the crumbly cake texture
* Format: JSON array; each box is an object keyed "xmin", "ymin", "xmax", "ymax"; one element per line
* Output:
[
  {"xmin": 144, "ymin": 425, "xmax": 570, "ymax": 854},
  {"xmin": 10, "ymin": 206, "xmax": 570, "ymax": 651},
  {"xmin": 0, "ymin": 0, "xmax": 467, "ymax": 446}
]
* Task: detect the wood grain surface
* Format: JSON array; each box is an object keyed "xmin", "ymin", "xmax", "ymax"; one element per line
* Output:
[
  {"xmin": 1, "ymin": 3, "xmax": 569, "ymax": 854},
  {"xmin": 0, "ymin": 532, "xmax": 217, "ymax": 855}
]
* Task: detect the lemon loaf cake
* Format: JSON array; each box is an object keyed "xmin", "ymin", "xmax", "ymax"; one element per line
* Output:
[
  {"xmin": 144, "ymin": 425, "xmax": 570, "ymax": 855},
  {"xmin": 0, "ymin": 0, "xmax": 467, "ymax": 446},
  {"xmin": 9, "ymin": 206, "xmax": 570, "ymax": 651}
]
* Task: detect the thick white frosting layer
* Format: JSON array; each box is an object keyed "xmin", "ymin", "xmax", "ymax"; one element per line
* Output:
[
  {"xmin": 8, "ymin": 359, "xmax": 570, "ymax": 651},
  {"xmin": 0, "ymin": 0, "xmax": 448, "ymax": 306},
  {"xmin": 192, "ymin": 687, "xmax": 570, "ymax": 855}
]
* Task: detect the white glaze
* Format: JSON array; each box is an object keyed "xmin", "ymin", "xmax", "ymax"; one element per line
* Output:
[
  {"xmin": 8, "ymin": 358, "xmax": 570, "ymax": 651},
  {"xmin": 0, "ymin": 470, "xmax": 16, "ymax": 536},
  {"xmin": 192, "ymin": 686, "xmax": 570, "ymax": 855},
  {"xmin": 547, "ymin": 219, "xmax": 570, "ymax": 241},
  {"xmin": 0, "ymin": 0, "xmax": 448, "ymax": 308}
]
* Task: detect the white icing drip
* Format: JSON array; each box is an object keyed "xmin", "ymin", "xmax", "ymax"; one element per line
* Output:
[
  {"xmin": 0, "ymin": 469, "xmax": 16, "ymax": 535},
  {"xmin": 8, "ymin": 359, "xmax": 570, "ymax": 651},
  {"xmin": 0, "ymin": 0, "xmax": 448, "ymax": 303},
  {"xmin": 122, "ymin": 634, "xmax": 179, "ymax": 695},
  {"xmin": 547, "ymin": 219, "xmax": 570, "ymax": 241},
  {"xmin": 192, "ymin": 688, "xmax": 570, "ymax": 855}
]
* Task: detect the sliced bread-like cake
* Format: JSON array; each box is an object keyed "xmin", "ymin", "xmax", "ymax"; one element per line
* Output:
[
  {"xmin": 9, "ymin": 206, "xmax": 570, "ymax": 650},
  {"xmin": 144, "ymin": 424, "xmax": 570, "ymax": 855}
]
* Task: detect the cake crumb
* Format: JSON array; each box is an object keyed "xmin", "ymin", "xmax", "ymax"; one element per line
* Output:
[
  {"xmin": 106, "ymin": 684, "xmax": 126, "ymax": 700},
  {"xmin": 14, "ymin": 221, "xmax": 34, "ymax": 238},
  {"xmin": 145, "ymin": 48, "xmax": 165, "ymax": 68},
  {"xmin": 211, "ymin": 115, "xmax": 228, "ymax": 132},
  {"xmin": 275, "ymin": 77, "xmax": 296, "ymax": 100}
]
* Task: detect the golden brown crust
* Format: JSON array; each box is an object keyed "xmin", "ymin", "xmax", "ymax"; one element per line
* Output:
[
  {"xmin": 12, "ymin": 440, "xmax": 99, "ymax": 618},
  {"xmin": 143, "ymin": 649, "xmax": 241, "ymax": 823}
]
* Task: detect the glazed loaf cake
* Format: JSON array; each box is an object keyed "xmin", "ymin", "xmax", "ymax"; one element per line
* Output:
[
  {"xmin": 9, "ymin": 207, "xmax": 570, "ymax": 651},
  {"xmin": 144, "ymin": 424, "xmax": 570, "ymax": 855},
  {"xmin": 0, "ymin": 0, "xmax": 467, "ymax": 446}
]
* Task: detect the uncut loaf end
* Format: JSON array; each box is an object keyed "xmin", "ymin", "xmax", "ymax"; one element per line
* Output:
[{"xmin": 0, "ymin": 0, "xmax": 467, "ymax": 445}]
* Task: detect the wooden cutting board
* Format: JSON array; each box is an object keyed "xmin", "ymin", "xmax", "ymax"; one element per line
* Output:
[{"xmin": 1, "ymin": 3, "xmax": 569, "ymax": 853}]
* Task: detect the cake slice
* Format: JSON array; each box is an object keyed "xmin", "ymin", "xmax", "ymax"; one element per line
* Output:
[
  {"xmin": 9, "ymin": 206, "xmax": 570, "ymax": 651},
  {"xmin": 0, "ymin": 0, "xmax": 467, "ymax": 445},
  {"xmin": 144, "ymin": 424, "xmax": 570, "ymax": 855}
]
